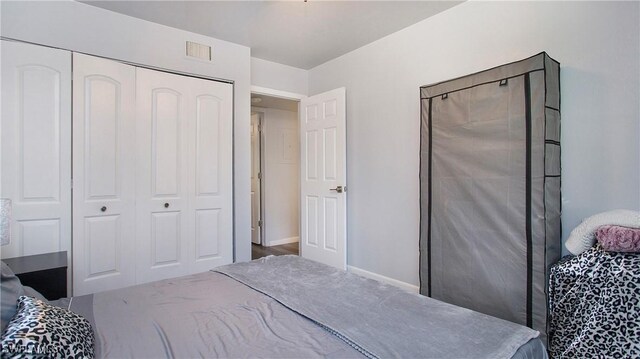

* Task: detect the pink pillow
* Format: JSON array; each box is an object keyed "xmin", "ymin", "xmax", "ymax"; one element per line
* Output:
[{"xmin": 595, "ymin": 225, "xmax": 640, "ymax": 252}]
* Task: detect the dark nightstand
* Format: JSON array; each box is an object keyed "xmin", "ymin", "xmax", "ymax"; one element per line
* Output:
[{"xmin": 3, "ymin": 251, "xmax": 68, "ymax": 300}]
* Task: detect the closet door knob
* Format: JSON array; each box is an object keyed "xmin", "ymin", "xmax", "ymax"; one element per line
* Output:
[
  {"xmin": 164, "ymin": 203, "xmax": 169, "ymax": 208},
  {"xmin": 101, "ymin": 206, "xmax": 107, "ymax": 212}
]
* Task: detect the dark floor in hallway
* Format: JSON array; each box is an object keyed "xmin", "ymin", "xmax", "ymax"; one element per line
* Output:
[{"xmin": 252, "ymin": 242, "xmax": 299, "ymax": 260}]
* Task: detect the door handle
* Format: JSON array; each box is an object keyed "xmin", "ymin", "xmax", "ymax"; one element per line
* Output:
[
  {"xmin": 329, "ymin": 186, "xmax": 345, "ymax": 193},
  {"xmin": 101, "ymin": 206, "xmax": 107, "ymax": 212},
  {"xmin": 164, "ymin": 203, "xmax": 169, "ymax": 208}
]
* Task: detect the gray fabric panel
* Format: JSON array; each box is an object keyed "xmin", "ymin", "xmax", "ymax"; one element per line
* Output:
[
  {"xmin": 544, "ymin": 55, "xmax": 562, "ymax": 273},
  {"xmin": 419, "ymin": 98, "xmax": 432, "ymax": 292},
  {"xmin": 539, "ymin": 57, "xmax": 561, "ymax": 340},
  {"xmin": 78, "ymin": 271, "xmax": 361, "ymax": 358},
  {"xmin": 419, "ymin": 52, "xmax": 561, "ymax": 341},
  {"xmin": 529, "ymin": 71, "xmax": 548, "ymax": 338},
  {"xmin": 544, "ymin": 56, "xmax": 560, "ymax": 109},
  {"xmin": 545, "ymin": 145, "xmax": 561, "ymax": 176},
  {"xmin": 429, "ymin": 76, "xmax": 528, "ymax": 325},
  {"xmin": 216, "ymin": 255, "xmax": 540, "ymax": 359},
  {"xmin": 545, "ymin": 109, "xmax": 560, "ymax": 142},
  {"xmin": 421, "ymin": 53, "xmax": 546, "ymax": 98},
  {"xmin": 545, "ymin": 177, "xmax": 562, "ymax": 266},
  {"xmin": 531, "ymin": 175, "xmax": 548, "ymax": 340}
]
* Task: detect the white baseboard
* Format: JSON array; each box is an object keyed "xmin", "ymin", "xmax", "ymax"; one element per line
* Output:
[
  {"xmin": 265, "ymin": 236, "xmax": 299, "ymax": 247},
  {"xmin": 348, "ymin": 265, "xmax": 419, "ymax": 293}
]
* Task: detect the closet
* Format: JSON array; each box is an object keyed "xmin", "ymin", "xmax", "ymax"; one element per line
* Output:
[
  {"xmin": 1, "ymin": 40, "xmax": 234, "ymax": 296},
  {"xmin": 134, "ymin": 67, "xmax": 233, "ymax": 284},
  {"xmin": 419, "ymin": 53, "xmax": 561, "ymax": 339}
]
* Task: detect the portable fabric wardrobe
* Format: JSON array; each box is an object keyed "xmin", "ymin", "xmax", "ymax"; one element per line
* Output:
[{"xmin": 419, "ymin": 52, "xmax": 561, "ymax": 338}]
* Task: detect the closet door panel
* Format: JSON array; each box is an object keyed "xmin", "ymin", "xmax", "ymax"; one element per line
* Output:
[
  {"xmin": 73, "ymin": 53, "xmax": 136, "ymax": 295},
  {"xmin": 84, "ymin": 216, "xmax": 120, "ymax": 275},
  {"xmin": 20, "ymin": 67, "xmax": 62, "ymax": 200},
  {"xmin": 136, "ymin": 69, "xmax": 232, "ymax": 279},
  {"xmin": 188, "ymin": 78, "xmax": 233, "ymax": 273},
  {"xmin": 17, "ymin": 220, "xmax": 61, "ymax": 255},
  {"xmin": 195, "ymin": 95, "xmax": 221, "ymax": 195},
  {"xmin": 84, "ymin": 77, "xmax": 120, "ymax": 198},
  {"xmin": 0, "ymin": 40, "xmax": 71, "ymax": 274},
  {"xmin": 195, "ymin": 209, "xmax": 220, "ymax": 258},
  {"xmin": 135, "ymin": 68, "xmax": 190, "ymax": 283},
  {"xmin": 152, "ymin": 90, "xmax": 181, "ymax": 196},
  {"xmin": 151, "ymin": 212, "xmax": 181, "ymax": 265}
]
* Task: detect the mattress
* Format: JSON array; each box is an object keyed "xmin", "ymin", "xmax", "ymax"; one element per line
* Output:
[{"xmin": 55, "ymin": 256, "xmax": 548, "ymax": 358}]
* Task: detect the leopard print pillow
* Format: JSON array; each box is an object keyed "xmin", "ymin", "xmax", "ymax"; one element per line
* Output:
[
  {"xmin": 0, "ymin": 296, "xmax": 94, "ymax": 358},
  {"xmin": 548, "ymin": 246, "xmax": 640, "ymax": 358}
]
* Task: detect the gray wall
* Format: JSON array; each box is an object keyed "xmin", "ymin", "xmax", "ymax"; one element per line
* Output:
[
  {"xmin": 308, "ymin": 1, "xmax": 640, "ymax": 286},
  {"xmin": 251, "ymin": 57, "xmax": 308, "ymax": 95}
]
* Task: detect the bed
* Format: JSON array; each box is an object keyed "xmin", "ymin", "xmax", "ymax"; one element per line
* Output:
[{"xmin": 2, "ymin": 255, "xmax": 547, "ymax": 358}]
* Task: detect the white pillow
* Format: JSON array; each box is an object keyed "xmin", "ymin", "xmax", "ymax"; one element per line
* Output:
[{"xmin": 565, "ymin": 209, "xmax": 640, "ymax": 255}]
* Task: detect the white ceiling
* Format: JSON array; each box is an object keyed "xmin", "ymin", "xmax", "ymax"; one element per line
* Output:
[{"xmin": 79, "ymin": 1, "xmax": 462, "ymax": 69}]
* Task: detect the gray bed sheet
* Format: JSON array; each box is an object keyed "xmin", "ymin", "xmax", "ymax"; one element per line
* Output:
[
  {"xmin": 54, "ymin": 260, "xmax": 547, "ymax": 358},
  {"xmin": 60, "ymin": 271, "xmax": 360, "ymax": 358}
]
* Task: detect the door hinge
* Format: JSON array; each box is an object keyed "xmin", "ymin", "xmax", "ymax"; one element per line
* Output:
[
  {"xmin": 258, "ymin": 220, "xmax": 263, "ymax": 227},
  {"xmin": 258, "ymin": 172, "xmax": 262, "ymax": 180}
]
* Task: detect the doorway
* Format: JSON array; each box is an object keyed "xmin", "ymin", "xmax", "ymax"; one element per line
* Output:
[
  {"xmin": 250, "ymin": 94, "xmax": 300, "ymax": 260},
  {"xmin": 250, "ymin": 112, "xmax": 262, "ymax": 246}
]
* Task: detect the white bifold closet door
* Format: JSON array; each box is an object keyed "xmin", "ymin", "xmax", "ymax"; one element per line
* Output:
[
  {"xmin": 0, "ymin": 40, "xmax": 71, "ymax": 271},
  {"xmin": 72, "ymin": 54, "xmax": 137, "ymax": 295},
  {"xmin": 73, "ymin": 54, "xmax": 233, "ymax": 294},
  {"xmin": 135, "ymin": 69, "xmax": 233, "ymax": 283}
]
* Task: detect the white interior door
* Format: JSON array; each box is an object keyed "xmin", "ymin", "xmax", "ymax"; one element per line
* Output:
[
  {"xmin": 187, "ymin": 75, "xmax": 234, "ymax": 274},
  {"xmin": 0, "ymin": 40, "xmax": 72, "ymax": 281},
  {"xmin": 250, "ymin": 113, "xmax": 262, "ymax": 245},
  {"xmin": 135, "ymin": 68, "xmax": 191, "ymax": 283},
  {"xmin": 299, "ymin": 88, "xmax": 346, "ymax": 269},
  {"xmin": 72, "ymin": 53, "xmax": 137, "ymax": 295}
]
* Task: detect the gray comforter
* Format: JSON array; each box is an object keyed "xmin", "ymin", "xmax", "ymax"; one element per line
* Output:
[
  {"xmin": 59, "ymin": 256, "xmax": 545, "ymax": 358},
  {"xmin": 216, "ymin": 255, "xmax": 541, "ymax": 359}
]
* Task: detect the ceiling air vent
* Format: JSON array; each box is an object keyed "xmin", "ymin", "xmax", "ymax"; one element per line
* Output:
[{"xmin": 186, "ymin": 41, "xmax": 212, "ymax": 61}]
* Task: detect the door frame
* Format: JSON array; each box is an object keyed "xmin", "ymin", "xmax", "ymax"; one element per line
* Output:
[
  {"xmin": 251, "ymin": 86, "xmax": 306, "ymax": 102},
  {"xmin": 250, "ymin": 111, "xmax": 265, "ymax": 246},
  {"xmin": 249, "ymin": 86, "xmax": 305, "ymax": 253}
]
